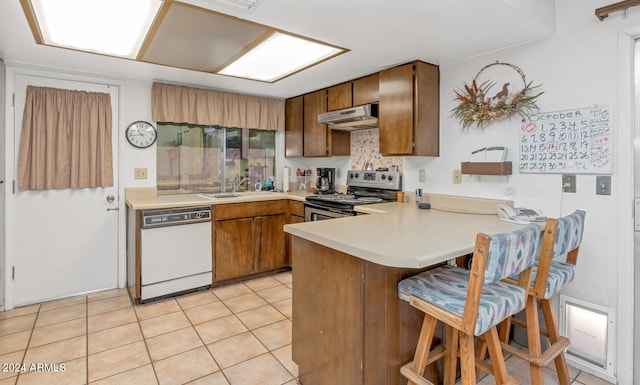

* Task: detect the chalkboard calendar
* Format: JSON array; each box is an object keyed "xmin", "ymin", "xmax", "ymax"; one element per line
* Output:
[{"xmin": 519, "ymin": 106, "xmax": 612, "ymax": 174}]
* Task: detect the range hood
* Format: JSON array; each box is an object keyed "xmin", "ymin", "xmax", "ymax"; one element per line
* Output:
[{"xmin": 317, "ymin": 104, "xmax": 378, "ymax": 131}]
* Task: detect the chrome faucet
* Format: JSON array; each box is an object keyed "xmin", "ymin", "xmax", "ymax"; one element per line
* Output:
[{"xmin": 232, "ymin": 175, "xmax": 248, "ymax": 192}]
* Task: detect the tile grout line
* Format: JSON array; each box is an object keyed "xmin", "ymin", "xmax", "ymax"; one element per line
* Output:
[
  {"xmin": 12, "ymin": 304, "xmax": 41, "ymax": 385},
  {"xmin": 131, "ymin": 297, "xmax": 161, "ymax": 385},
  {"xmin": 176, "ymin": 289, "xmax": 232, "ymax": 385},
  {"xmin": 85, "ymin": 295, "xmax": 89, "ymax": 385}
]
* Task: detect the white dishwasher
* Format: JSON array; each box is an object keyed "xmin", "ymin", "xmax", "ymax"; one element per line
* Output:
[{"xmin": 140, "ymin": 206, "xmax": 212, "ymax": 302}]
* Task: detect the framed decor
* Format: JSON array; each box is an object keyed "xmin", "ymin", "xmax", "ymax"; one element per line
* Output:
[{"xmin": 451, "ymin": 61, "xmax": 543, "ymax": 131}]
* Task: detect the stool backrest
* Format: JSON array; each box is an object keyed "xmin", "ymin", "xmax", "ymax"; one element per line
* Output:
[
  {"xmin": 463, "ymin": 224, "xmax": 540, "ymax": 335},
  {"xmin": 483, "ymin": 224, "xmax": 540, "ymax": 284},
  {"xmin": 552, "ymin": 210, "xmax": 586, "ymax": 263},
  {"xmin": 533, "ymin": 210, "xmax": 586, "ymax": 298}
]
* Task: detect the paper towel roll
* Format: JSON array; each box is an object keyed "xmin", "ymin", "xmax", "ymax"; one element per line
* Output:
[{"xmin": 283, "ymin": 167, "xmax": 290, "ymax": 192}]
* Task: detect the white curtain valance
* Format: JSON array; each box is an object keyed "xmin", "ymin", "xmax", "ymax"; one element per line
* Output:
[{"xmin": 151, "ymin": 82, "xmax": 285, "ymax": 131}]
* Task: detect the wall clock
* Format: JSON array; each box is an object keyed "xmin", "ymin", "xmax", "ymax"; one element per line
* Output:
[{"xmin": 126, "ymin": 121, "xmax": 157, "ymax": 148}]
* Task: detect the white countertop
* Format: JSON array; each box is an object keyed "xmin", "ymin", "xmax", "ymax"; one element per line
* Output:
[
  {"xmin": 284, "ymin": 202, "xmax": 531, "ymax": 269},
  {"xmin": 125, "ymin": 188, "xmax": 308, "ymax": 210}
]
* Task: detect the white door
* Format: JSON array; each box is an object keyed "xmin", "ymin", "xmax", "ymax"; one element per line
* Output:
[{"xmin": 12, "ymin": 75, "xmax": 119, "ymax": 306}]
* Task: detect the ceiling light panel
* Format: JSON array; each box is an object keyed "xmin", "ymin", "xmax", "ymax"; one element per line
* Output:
[
  {"xmin": 218, "ymin": 32, "xmax": 345, "ymax": 82},
  {"xmin": 27, "ymin": 0, "xmax": 162, "ymax": 58},
  {"xmin": 140, "ymin": 3, "xmax": 269, "ymax": 71}
]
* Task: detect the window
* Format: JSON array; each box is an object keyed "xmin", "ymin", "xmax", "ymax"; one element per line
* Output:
[{"xmin": 156, "ymin": 123, "xmax": 275, "ymax": 194}]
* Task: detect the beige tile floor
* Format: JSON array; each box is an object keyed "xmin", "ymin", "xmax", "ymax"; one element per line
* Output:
[{"xmin": 0, "ymin": 271, "xmax": 614, "ymax": 385}]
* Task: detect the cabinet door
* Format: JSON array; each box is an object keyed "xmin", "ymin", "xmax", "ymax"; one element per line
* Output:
[
  {"xmin": 256, "ymin": 214, "xmax": 287, "ymax": 271},
  {"xmin": 286, "ymin": 214, "xmax": 304, "ymax": 265},
  {"xmin": 353, "ymin": 73, "xmax": 379, "ymax": 106},
  {"xmin": 303, "ymin": 89, "xmax": 328, "ymax": 157},
  {"xmin": 215, "ymin": 218, "xmax": 254, "ymax": 280},
  {"xmin": 413, "ymin": 61, "xmax": 440, "ymax": 157},
  {"xmin": 327, "ymin": 82, "xmax": 352, "ymax": 111},
  {"xmin": 379, "ymin": 63, "xmax": 415, "ymax": 155},
  {"xmin": 285, "ymin": 96, "xmax": 304, "ymax": 157}
]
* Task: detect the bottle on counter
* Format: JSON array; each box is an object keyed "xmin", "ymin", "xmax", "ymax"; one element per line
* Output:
[{"xmin": 415, "ymin": 188, "xmax": 423, "ymax": 204}]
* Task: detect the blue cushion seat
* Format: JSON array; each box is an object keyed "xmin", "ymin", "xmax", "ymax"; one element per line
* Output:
[
  {"xmin": 526, "ymin": 260, "xmax": 575, "ymax": 299},
  {"xmin": 399, "ymin": 265, "xmax": 527, "ymax": 336}
]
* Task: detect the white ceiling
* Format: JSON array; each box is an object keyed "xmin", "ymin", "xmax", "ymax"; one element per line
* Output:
[{"xmin": 0, "ymin": 0, "xmax": 556, "ymax": 99}]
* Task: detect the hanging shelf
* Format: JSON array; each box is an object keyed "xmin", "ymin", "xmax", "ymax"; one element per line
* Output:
[{"xmin": 460, "ymin": 161, "xmax": 512, "ymax": 176}]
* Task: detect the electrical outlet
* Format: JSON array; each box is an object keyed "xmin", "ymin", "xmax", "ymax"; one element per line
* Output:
[
  {"xmin": 562, "ymin": 174, "xmax": 576, "ymax": 193},
  {"xmin": 596, "ymin": 175, "xmax": 611, "ymax": 195},
  {"xmin": 134, "ymin": 168, "xmax": 148, "ymax": 180},
  {"xmin": 419, "ymin": 169, "xmax": 426, "ymax": 183},
  {"xmin": 453, "ymin": 169, "xmax": 462, "ymax": 184}
]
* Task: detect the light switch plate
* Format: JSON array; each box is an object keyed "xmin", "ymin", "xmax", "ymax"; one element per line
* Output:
[
  {"xmin": 596, "ymin": 175, "xmax": 611, "ymax": 195},
  {"xmin": 419, "ymin": 169, "xmax": 426, "ymax": 183}
]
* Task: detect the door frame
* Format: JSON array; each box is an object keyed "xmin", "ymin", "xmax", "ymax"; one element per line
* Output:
[
  {"xmin": 3, "ymin": 66, "xmax": 127, "ymax": 310},
  {"xmin": 617, "ymin": 27, "xmax": 639, "ymax": 385}
]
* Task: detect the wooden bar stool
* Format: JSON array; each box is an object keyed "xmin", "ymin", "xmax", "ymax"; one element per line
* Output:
[
  {"xmin": 398, "ymin": 225, "xmax": 540, "ymax": 385},
  {"xmin": 498, "ymin": 210, "xmax": 586, "ymax": 385}
]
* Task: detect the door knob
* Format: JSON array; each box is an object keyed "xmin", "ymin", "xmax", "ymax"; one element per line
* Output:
[{"xmin": 106, "ymin": 195, "xmax": 115, "ymax": 203}]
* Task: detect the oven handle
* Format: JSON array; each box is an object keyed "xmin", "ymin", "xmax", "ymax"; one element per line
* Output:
[{"xmin": 304, "ymin": 201, "xmax": 352, "ymax": 214}]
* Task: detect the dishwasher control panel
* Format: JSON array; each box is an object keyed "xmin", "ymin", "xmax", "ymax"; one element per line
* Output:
[{"xmin": 142, "ymin": 206, "xmax": 211, "ymax": 228}]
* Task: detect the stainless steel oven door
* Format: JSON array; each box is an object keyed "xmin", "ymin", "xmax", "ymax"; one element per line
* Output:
[{"xmin": 304, "ymin": 203, "xmax": 355, "ymax": 221}]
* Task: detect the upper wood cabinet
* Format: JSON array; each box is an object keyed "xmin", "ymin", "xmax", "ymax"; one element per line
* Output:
[
  {"xmin": 283, "ymin": 89, "xmax": 350, "ymax": 158},
  {"xmin": 352, "ymin": 73, "xmax": 379, "ymax": 106},
  {"xmin": 379, "ymin": 60, "xmax": 439, "ymax": 156},
  {"xmin": 327, "ymin": 82, "xmax": 352, "ymax": 111},
  {"xmin": 285, "ymin": 96, "xmax": 304, "ymax": 157},
  {"xmin": 303, "ymin": 89, "xmax": 329, "ymax": 157}
]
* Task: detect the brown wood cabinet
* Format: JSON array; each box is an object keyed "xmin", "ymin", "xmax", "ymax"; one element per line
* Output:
[
  {"xmin": 286, "ymin": 200, "xmax": 305, "ymax": 262},
  {"xmin": 214, "ymin": 200, "xmax": 288, "ymax": 281},
  {"xmin": 352, "ymin": 73, "xmax": 379, "ymax": 106},
  {"xmin": 379, "ymin": 60, "xmax": 439, "ymax": 156},
  {"xmin": 283, "ymin": 89, "xmax": 349, "ymax": 158},
  {"xmin": 303, "ymin": 89, "xmax": 328, "ymax": 157},
  {"xmin": 285, "ymin": 96, "xmax": 304, "ymax": 157},
  {"xmin": 327, "ymin": 82, "xmax": 352, "ymax": 111}
]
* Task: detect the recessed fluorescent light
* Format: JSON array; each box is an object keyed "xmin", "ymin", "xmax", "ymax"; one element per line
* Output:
[
  {"xmin": 29, "ymin": 0, "xmax": 162, "ymax": 58},
  {"xmin": 218, "ymin": 32, "xmax": 345, "ymax": 82}
]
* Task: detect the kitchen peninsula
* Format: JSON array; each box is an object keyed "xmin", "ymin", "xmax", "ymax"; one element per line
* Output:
[{"xmin": 284, "ymin": 197, "xmax": 526, "ymax": 385}]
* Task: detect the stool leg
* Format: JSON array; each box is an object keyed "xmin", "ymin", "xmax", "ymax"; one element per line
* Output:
[
  {"xmin": 498, "ymin": 316, "xmax": 512, "ymax": 344},
  {"xmin": 443, "ymin": 326, "xmax": 459, "ymax": 385},
  {"xmin": 525, "ymin": 295, "xmax": 545, "ymax": 385},
  {"xmin": 541, "ymin": 298, "xmax": 571, "ymax": 385},
  {"xmin": 407, "ymin": 314, "xmax": 438, "ymax": 385},
  {"xmin": 485, "ymin": 326, "xmax": 513, "ymax": 385},
  {"xmin": 458, "ymin": 332, "xmax": 477, "ymax": 385}
]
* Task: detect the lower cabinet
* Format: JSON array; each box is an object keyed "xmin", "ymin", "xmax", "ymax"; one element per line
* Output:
[{"xmin": 214, "ymin": 200, "xmax": 288, "ymax": 282}]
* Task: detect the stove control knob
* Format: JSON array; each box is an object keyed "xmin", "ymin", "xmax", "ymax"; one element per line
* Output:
[
  {"xmin": 388, "ymin": 175, "xmax": 394, "ymax": 181},
  {"xmin": 354, "ymin": 172, "xmax": 359, "ymax": 179},
  {"xmin": 381, "ymin": 174, "xmax": 387, "ymax": 180}
]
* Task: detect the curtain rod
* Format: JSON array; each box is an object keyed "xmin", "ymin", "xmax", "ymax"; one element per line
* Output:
[{"xmin": 595, "ymin": 0, "xmax": 640, "ymax": 20}]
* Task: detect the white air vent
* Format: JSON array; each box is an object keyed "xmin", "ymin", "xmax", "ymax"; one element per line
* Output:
[{"xmin": 205, "ymin": 0, "xmax": 262, "ymax": 12}]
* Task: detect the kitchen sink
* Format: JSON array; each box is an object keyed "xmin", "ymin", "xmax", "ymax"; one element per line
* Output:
[
  {"xmin": 198, "ymin": 191, "xmax": 282, "ymax": 199},
  {"xmin": 198, "ymin": 193, "xmax": 240, "ymax": 199}
]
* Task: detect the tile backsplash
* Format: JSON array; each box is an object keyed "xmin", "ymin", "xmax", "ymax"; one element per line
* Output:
[{"xmin": 350, "ymin": 128, "xmax": 403, "ymax": 171}]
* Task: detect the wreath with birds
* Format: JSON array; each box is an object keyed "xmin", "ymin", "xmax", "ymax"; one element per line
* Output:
[{"xmin": 451, "ymin": 61, "xmax": 543, "ymax": 132}]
